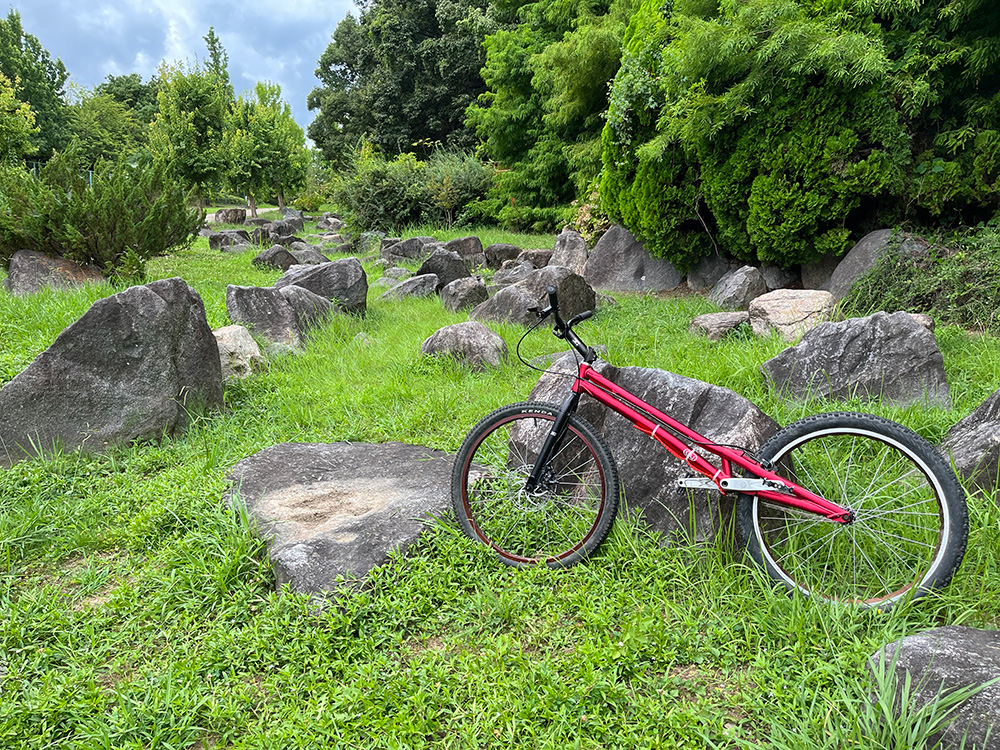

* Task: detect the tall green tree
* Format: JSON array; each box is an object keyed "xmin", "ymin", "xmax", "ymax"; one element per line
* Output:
[
  {"xmin": 69, "ymin": 92, "xmax": 145, "ymax": 168},
  {"xmin": 253, "ymin": 82, "xmax": 309, "ymax": 209},
  {"xmin": 0, "ymin": 70, "xmax": 36, "ymax": 164},
  {"xmin": 96, "ymin": 73, "xmax": 161, "ymax": 125},
  {"xmin": 225, "ymin": 82, "xmax": 309, "ymax": 215},
  {"xmin": 0, "ymin": 9, "xmax": 70, "ymax": 160},
  {"xmin": 308, "ymin": 0, "xmax": 491, "ymax": 165},
  {"xmin": 467, "ymin": 0, "xmax": 637, "ymax": 230},
  {"xmin": 203, "ymin": 27, "xmax": 235, "ymax": 105},
  {"xmin": 148, "ymin": 63, "xmax": 228, "ymax": 212}
]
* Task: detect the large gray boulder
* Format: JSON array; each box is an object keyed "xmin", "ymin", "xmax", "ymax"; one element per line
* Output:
[
  {"xmin": 871, "ymin": 626, "xmax": 1000, "ymax": 750},
  {"xmin": 421, "ymin": 322, "xmax": 508, "ymax": 371},
  {"xmin": 471, "ymin": 266, "xmax": 596, "ymax": 327},
  {"xmin": 800, "ymin": 253, "xmax": 841, "ymax": 290},
  {"xmin": 485, "ymin": 243, "xmax": 522, "ymax": 269},
  {"xmin": 213, "ymin": 207, "xmax": 246, "ymax": 224},
  {"xmin": 709, "ymin": 266, "xmax": 767, "ymax": 310},
  {"xmin": 689, "ymin": 312, "xmax": 750, "ymax": 341},
  {"xmin": 225, "ymin": 442, "xmax": 453, "ymax": 593},
  {"xmin": 492, "ymin": 260, "xmax": 535, "ymax": 288},
  {"xmin": 279, "ymin": 284, "xmax": 335, "ymax": 337},
  {"xmin": 381, "ymin": 237, "xmax": 439, "ymax": 266},
  {"xmin": 252, "ymin": 245, "xmax": 297, "ymax": 272},
  {"xmin": 762, "ymin": 311, "xmax": 951, "ymax": 407},
  {"xmin": 518, "ymin": 249, "xmax": 553, "ymax": 268},
  {"xmin": 687, "ymin": 253, "xmax": 732, "ymax": 293},
  {"xmin": 444, "ymin": 236, "xmax": 484, "ymax": 259},
  {"xmin": 761, "ymin": 264, "xmax": 800, "ymax": 292},
  {"xmin": 440, "ymin": 277, "xmax": 489, "ymax": 313},
  {"xmin": 209, "ymin": 229, "xmax": 251, "ymax": 250},
  {"xmin": 529, "ymin": 354, "xmax": 779, "ymax": 541},
  {"xmin": 281, "ymin": 208, "xmax": 305, "ymax": 232},
  {"xmin": 583, "ymin": 225, "xmax": 683, "ymax": 293},
  {"xmin": 827, "ymin": 230, "xmax": 928, "ymax": 300},
  {"xmin": 379, "ymin": 274, "xmax": 439, "ymax": 301},
  {"xmin": 549, "ymin": 228, "xmax": 588, "ymax": 273},
  {"xmin": 273, "ymin": 258, "xmax": 368, "ymax": 315},
  {"xmin": 416, "ymin": 249, "xmax": 470, "ymax": 292},
  {"xmin": 0, "ymin": 278, "xmax": 223, "ymax": 466},
  {"xmin": 942, "ymin": 389, "xmax": 1000, "ymax": 498},
  {"xmin": 4, "ymin": 249, "xmax": 105, "ymax": 296},
  {"xmin": 288, "ymin": 243, "xmax": 330, "ymax": 266}
]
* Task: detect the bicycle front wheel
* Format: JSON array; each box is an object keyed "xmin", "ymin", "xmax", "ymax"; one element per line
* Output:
[
  {"xmin": 737, "ymin": 412, "xmax": 968, "ymax": 609},
  {"xmin": 452, "ymin": 401, "xmax": 619, "ymax": 568}
]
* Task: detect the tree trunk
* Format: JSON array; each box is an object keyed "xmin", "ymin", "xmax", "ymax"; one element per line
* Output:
[
  {"xmin": 277, "ymin": 190, "xmax": 286, "ymax": 211},
  {"xmin": 249, "ymin": 194, "xmax": 258, "ymax": 218}
]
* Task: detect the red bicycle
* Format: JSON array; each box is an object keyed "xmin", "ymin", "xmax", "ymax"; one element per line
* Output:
[{"xmin": 451, "ymin": 287, "xmax": 968, "ymax": 609}]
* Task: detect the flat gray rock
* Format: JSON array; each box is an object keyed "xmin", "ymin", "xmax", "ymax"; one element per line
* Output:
[
  {"xmin": 872, "ymin": 626, "xmax": 1000, "ymax": 750},
  {"xmin": 226, "ymin": 442, "xmax": 453, "ymax": 594},
  {"xmin": 4, "ymin": 249, "xmax": 105, "ymax": 295}
]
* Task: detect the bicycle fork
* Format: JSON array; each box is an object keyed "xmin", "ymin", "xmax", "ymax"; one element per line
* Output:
[{"xmin": 524, "ymin": 393, "xmax": 581, "ymax": 493}]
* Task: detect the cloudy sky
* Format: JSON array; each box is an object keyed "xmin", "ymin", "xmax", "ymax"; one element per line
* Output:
[{"xmin": 12, "ymin": 0, "xmax": 356, "ymax": 136}]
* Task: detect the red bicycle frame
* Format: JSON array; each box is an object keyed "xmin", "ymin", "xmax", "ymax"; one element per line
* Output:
[{"xmin": 572, "ymin": 362, "xmax": 853, "ymax": 523}]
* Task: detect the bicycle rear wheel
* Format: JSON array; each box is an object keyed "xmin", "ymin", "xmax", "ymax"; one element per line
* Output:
[
  {"xmin": 452, "ymin": 401, "xmax": 619, "ymax": 568},
  {"xmin": 737, "ymin": 412, "xmax": 968, "ymax": 609}
]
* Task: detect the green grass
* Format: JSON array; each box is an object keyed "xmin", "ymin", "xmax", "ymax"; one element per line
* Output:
[{"xmin": 1, "ymin": 231, "xmax": 999, "ymax": 748}]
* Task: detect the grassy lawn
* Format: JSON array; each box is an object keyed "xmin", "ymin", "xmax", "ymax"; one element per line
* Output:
[{"xmin": 1, "ymin": 232, "xmax": 998, "ymax": 748}]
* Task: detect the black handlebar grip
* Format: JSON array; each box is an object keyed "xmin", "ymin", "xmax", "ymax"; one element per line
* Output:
[
  {"xmin": 547, "ymin": 285, "xmax": 558, "ymax": 311},
  {"xmin": 576, "ymin": 310, "xmax": 594, "ymax": 322}
]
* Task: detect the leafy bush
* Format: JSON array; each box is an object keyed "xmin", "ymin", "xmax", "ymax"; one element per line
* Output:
[
  {"xmin": 843, "ymin": 227, "xmax": 1000, "ymax": 335},
  {"xmin": 0, "ymin": 140, "xmax": 201, "ymax": 281},
  {"xmin": 600, "ymin": 0, "xmax": 1000, "ymax": 270},
  {"xmin": 329, "ymin": 144, "xmax": 494, "ymax": 234}
]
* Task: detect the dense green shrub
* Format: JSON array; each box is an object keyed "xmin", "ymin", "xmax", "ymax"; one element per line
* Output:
[
  {"xmin": 843, "ymin": 227, "xmax": 1000, "ymax": 335},
  {"xmin": 0, "ymin": 140, "xmax": 201, "ymax": 281},
  {"xmin": 329, "ymin": 144, "xmax": 494, "ymax": 234},
  {"xmin": 600, "ymin": 0, "xmax": 1000, "ymax": 270}
]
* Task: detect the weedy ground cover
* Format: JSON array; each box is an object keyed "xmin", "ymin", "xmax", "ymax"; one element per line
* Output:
[{"xmin": 1, "ymin": 233, "xmax": 998, "ymax": 748}]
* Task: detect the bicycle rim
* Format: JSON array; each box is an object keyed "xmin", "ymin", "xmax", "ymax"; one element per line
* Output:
[
  {"xmin": 751, "ymin": 425, "xmax": 953, "ymax": 607},
  {"xmin": 456, "ymin": 410, "xmax": 612, "ymax": 566}
]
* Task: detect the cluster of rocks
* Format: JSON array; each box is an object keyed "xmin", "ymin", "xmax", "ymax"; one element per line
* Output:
[
  {"xmin": 690, "ymin": 229, "xmax": 926, "ymax": 342},
  {"xmin": 204, "ymin": 208, "xmax": 350, "ymax": 257},
  {"xmin": 226, "ymin": 257, "xmax": 367, "ymax": 356}
]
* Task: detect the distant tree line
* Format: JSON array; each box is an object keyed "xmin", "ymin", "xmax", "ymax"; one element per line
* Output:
[
  {"xmin": 0, "ymin": 12, "xmax": 309, "ymax": 214},
  {"xmin": 3, "ymin": 2, "xmax": 998, "ymax": 272},
  {"xmin": 0, "ymin": 12, "xmax": 311, "ymax": 279}
]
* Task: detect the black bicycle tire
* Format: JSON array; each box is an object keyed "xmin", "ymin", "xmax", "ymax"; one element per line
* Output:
[
  {"xmin": 736, "ymin": 412, "xmax": 968, "ymax": 609},
  {"xmin": 451, "ymin": 401, "xmax": 620, "ymax": 568}
]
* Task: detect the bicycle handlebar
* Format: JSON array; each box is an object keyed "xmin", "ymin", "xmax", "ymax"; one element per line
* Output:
[{"xmin": 536, "ymin": 285, "xmax": 596, "ymax": 363}]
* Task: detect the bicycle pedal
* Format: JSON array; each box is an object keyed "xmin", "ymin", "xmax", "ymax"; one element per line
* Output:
[{"xmin": 676, "ymin": 477, "xmax": 717, "ymax": 490}]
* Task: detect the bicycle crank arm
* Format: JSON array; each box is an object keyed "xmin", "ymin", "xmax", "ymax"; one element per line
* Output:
[{"xmin": 676, "ymin": 477, "xmax": 790, "ymax": 493}]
